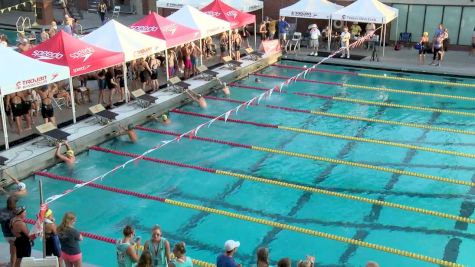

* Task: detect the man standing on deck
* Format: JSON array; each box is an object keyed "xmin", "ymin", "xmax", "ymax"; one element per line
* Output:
[
  {"xmin": 278, "ymin": 17, "xmax": 290, "ymax": 50},
  {"xmin": 217, "ymin": 240, "xmax": 241, "ymax": 267}
]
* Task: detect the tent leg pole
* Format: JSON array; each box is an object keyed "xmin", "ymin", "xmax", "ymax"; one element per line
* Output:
[
  {"xmin": 0, "ymin": 95, "xmax": 9, "ymax": 150},
  {"xmin": 383, "ymin": 23, "xmax": 386, "ymax": 57},
  {"xmin": 328, "ymin": 18, "xmax": 331, "ymax": 52},
  {"xmin": 165, "ymin": 49, "xmax": 170, "ymax": 81},
  {"xmin": 395, "ymin": 17, "xmax": 399, "ymax": 44},
  {"xmin": 199, "ymin": 39, "xmax": 203, "ymax": 66},
  {"xmin": 69, "ymin": 77, "xmax": 76, "ymax": 124},
  {"xmin": 123, "ymin": 62, "xmax": 129, "ymax": 103},
  {"xmin": 254, "ymin": 22, "xmax": 257, "ymax": 49}
]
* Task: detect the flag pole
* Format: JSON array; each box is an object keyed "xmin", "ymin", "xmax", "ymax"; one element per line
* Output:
[{"xmin": 39, "ymin": 178, "xmax": 46, "ymax": 258}]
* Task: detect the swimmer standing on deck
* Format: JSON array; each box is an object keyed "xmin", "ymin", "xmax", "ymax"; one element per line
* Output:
[{"xmin": 55, "ymin": 141, "xmax": 76, "ymax": 168}]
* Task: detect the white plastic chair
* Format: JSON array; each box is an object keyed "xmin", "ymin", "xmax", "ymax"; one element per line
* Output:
[
  {"xmin": 287, "ymin": 32, "xmax": 302, "ymax": 52},
  {"xmin": 112, "ymin": 6, "xmax": 120, "ymax": 18}
]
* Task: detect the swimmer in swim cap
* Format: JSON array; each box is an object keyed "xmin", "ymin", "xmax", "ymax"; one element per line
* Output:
[
  {"xmin": 161, "ymin": 113, "xmax": 171, "ymax": 125},
  {"xmin": 185, "ymin": 89, "xmax": 207, "ymax": 109},
  {"xmin": 56, "ymin": 141, "xmax": 76, "ymax": 168},
  {"xmin": 1, "ymin": 172, "xmax": 28, "ymax": 196},
  {"xmin": 222, "ymin": 82, "xmax": 230, "ymax": 96},
  {"xmin": 112, "ymin": 124, "xmax": 138, "ymax": 143},
  {"xmin": 254, "ymin": 77, "xmax": 261, "ymax": 83}
]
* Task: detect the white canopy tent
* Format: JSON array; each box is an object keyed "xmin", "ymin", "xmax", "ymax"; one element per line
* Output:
[
  {"xmin": 168, "ymin": 5, "xmax": 231, "ymax": 65},
  {"xmin": 331, "ymin": 0, "xmax": 398, "ymax": 56},
  {"xmin": 82, "ymin": 20, "xmax": 167, "ymax": 100},
  {"xmin": 0, "ymin": 46, "xmax": 70, "ymax": 149},
  {"xmin": 280, "ymin": 0, "xmax": 343, "ymax": 51},
  {"xmin": 223, "ymin": 0, "xmax": 263, "ymax": 19},
  {"xmin": 168, "ymin": 5, "xmax": 231, "ymax": 38}
]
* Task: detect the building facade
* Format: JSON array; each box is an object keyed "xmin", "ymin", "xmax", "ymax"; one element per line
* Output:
[{"xmin": 263, "ymin": 0, "xmax": 475, "ymax": 46}]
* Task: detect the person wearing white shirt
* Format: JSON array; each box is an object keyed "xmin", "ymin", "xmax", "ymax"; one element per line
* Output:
[
  {"xmin": 340, "ymin": 26, "xmax": 351, "ymax": 58},
  {"xmin": 309, "ymin": 24, "xmax": 321, "ymax": 56}
]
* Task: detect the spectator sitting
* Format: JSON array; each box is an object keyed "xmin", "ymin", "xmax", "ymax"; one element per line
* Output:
[
  {"xmin": 277, "ymin": 258, "xmax": 291, "ymax": 267},
  {"xmin": 217, "ymin": 240, "xmax": 241, "ymax": 267},
  {"xmin": 0, "ymin": 173, "xmax": 27, "ymax": 197}
]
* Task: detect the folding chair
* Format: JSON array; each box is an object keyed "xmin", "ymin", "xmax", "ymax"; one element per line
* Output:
[
  {"xmin": 89, "ymin": 104, "xmax": 118, "ymax": 125},
  {"xmin": 195, "ymin": 65, "xmax": 219, "ymax": 81},
  {"xmin": 286, "ymin": 32, "xmax": 302, "ymax": 52},
  {"xmin": 112, "ymin": 6, "xmax": 120, "ymax": 19},
  {"xmin": 52, "ymin": 96, "xmax": 66, "ymax": 110},
  {"xmin": 36, "ymin": 122, "xmax": 70, "ymax": 146},
  {"xmin": 165, "ymin": 76, "xmax": 191, "ymax": 93},
  {"xmin": 399, "ymin": 32, "xmax": 412, "ymax": 48},
  {"xmin": 245, "ymin": 47, "xmax": 263, "ymax": 61},
  {"xmin": 131, "ymin": 89, "xmax": 157, "ymax": 108},
  {"xmin": 222, "ymin": 56, "xmax": 242, "ymax": 70}
]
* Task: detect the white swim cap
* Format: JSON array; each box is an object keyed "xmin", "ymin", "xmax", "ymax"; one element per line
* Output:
[{"xmin": 16, "ymin": 182, "xmax": 26, "ymax": 191}]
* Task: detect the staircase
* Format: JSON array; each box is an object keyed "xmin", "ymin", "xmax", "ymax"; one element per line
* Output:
[
  {"xmin": 88, "ymin": 0, "xmax": 100, "ymax": 13},
  {"xmin": 65, "ymin": 0, "xmax": 83, "ymax": 19}
]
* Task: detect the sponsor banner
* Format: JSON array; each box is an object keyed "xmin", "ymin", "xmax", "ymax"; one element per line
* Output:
[
  {"xmin": 290, "ymin": 11, "xmax": 319, "ymax": 18},
  {"xmin": 156, "ymin": 1, "xmax": 182, "ymax": 9},
  {"xmin": 259, "ymin": 40, "xmax": 280, "ymax": 55},
  {"xmin": 133, "ymin": 47, "xmax": 153, "ymax": 58},
  {"xmin": 205, "ymin": 11, "xmax": 220, "ymax": 17},
  {"xmin": 15, "ymin": 73, "xmax": 61, "ymax": 91},
  {"xmin": 31, "ymin": 50, "xmax": 64, "ymax": 60},
  {"xmin": 70, "ymin": 47, "xmax": 95, "ymax": 62},
  {"xmin": 162, "ymin": 24, "xmax": 177, "ymax": 35},
  {"xmin": 341, "ymin": 15, "xmax": 378, "ymax": 23},
  {"xmin": 225, "ymin": 10, "xmax": 238, "ymax": 19},
  {"xmin": 131, "ymin": 25, "xmax": 159, "ymax": 33}
]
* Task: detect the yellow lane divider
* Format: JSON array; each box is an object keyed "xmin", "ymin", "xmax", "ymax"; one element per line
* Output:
[
  {"xmin": 331, "ymin": 96, "xmax": 475, "ymax": 118},
  {"xmin": 359, "ymin": 73, "xmax": 475, "ymax": 88},
  {"xmin": 277, "ymin": 126, "xmax": 475, "ymax": 159},
  {"xmin": 343, "ymin": 83, "xmax": 475, "ymax": 102},
  {"xmin": 309, "ymin": 110, "xmax": 475, "ymax": 136},
  {"xmin": 215, "ymin": 170, "xmax": 475, "ymax": 224},
  {"xmin": 250, "ymin": 146, "xmax": 475, "ymax": 187},
  {"xmin": 164, "ymin": 199, "xmax": 464, "ymax": 267}
]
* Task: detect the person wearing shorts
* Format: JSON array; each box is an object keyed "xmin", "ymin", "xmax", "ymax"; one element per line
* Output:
[
  {"xmin": 278, "ymin": 16, "xmax": 290, "ymax": 48},
  {"xmin": 309, "ymin": 24, "xmax": 321, "ymax": 56},
  {"xmin": 58, "ymin": 212, "xmax": 83, "ymax": 267}
]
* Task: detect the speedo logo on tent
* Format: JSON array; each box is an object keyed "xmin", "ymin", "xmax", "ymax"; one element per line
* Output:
[
  {"xmin": 70, "ymin": 47, "xmax": 95, "ymax": 62},
  {"xmin": 205, "ymin": 11, "xmax": 221, "ymax": 17},
  {"xmin": 225, "ymin": 11, "xmax": 237, "ymax": 19},
  {"xmin": 131, "ymin": 25, "xmax": 159, "ymax": 33},
  {"xmin": 162, "ymin": 24, "xmax": 177, "ymax": 35},
  {"xmin": 32, "ymin": 50, "xmax": 64, "ymax": 60}
]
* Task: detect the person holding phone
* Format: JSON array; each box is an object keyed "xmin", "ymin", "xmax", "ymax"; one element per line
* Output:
[{"xmin": 116, "ymin": 225, "xmax": 141, "ymax": 267}]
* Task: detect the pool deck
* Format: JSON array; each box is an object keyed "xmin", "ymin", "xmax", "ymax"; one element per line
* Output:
[{"xmin": 0, "ymin": 52, "xmax": 281, "ymax": 187}]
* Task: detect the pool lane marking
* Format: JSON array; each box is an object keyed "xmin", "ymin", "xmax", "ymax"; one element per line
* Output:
[
  {"xmin": 89, "ymin": 145, "xmax": 475, "ymax": 224},
  {"xmin": 134, "ymin": 126, "xmax": 475, "ymax": 188},
  {"xmin": 172, "ymin": 109, "xmax": 475, "ymax": 159},
  {"xmin": 272, "ymin": 63, "xmax": 475, "ymax": 88},
  {"xmin": 254, "ymin": 72, "xmax": 475, "ymax": 102},
  {"xmin": 34, "ymin": 171, "xmax": 465, "ymax": 267},
  {"xmin": 248, "ymin": 75, "xmax": 475, "ymax": 117},
  {"xmin": 23, "ymin": 219, "xmax": 216, "ymax": 267},
  {"xmin": 225, "ymin": 85, "xmax": 475, "ymax": 136}
]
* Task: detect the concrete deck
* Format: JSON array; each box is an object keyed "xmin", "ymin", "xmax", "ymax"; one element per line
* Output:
[{"xmin": 0, "ymin": 52, "xmax": 281, "ymax": 187}]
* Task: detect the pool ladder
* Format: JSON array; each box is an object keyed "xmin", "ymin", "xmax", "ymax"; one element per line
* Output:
[{"xmin": 16, "ymin": 16, "xmax": 32, "ymax": 34}]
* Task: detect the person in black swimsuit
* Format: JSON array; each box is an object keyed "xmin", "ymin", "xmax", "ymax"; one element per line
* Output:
[
  {"xmin": 10, "ymin": 206, "xmax": 31, "ymax": 267},
  {"xmin": 36, "ymin": 85, "xmax": 56, "ymax": 124},
  {"xmin": 232, "ymin": 29, "xmax": 242, "ymax": 61},
  {"xmin": 106, "ymin": 67, "xmax": 118, "ymax": 107},
  {"xmin": 8, "ymin": 93, "xmax": 26, "ymax": 134}
]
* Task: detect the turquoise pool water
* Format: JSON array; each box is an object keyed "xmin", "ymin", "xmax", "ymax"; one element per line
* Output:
[{"xmin": 3, "ymin": 60, "xmax": 475, "ymax": 266}]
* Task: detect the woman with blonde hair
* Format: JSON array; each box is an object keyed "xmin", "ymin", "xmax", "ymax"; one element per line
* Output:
[
  {"xmin": 417, "ymin": 32, "xmax": 430, "ymax": 65},
  {"xmin": 58, "ymin": 212, "xmax": 83, "ymax": 267},
  {"xmin": 143, "ymin": 225, "xmax": 170, "ymax": 267}
]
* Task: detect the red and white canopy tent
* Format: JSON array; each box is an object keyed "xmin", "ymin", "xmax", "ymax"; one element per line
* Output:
[
  {"xmin": 82, "ymin": 20, "xmax": 167, "ymax": 98},
  {"xmin": 200, "ymin": 0, "xmax": 257, "ymax": 48},
  {"xmin": 23, "ymin": 31, "xmax": 124, "ymax": 123},
  {"xmin": 167, "ymin": 5, "xmax": 231, "ymax": 65},
  {"xmin": 130, "ymin": 12, "xmax": 201, "ymax": 80},
  {"xmin": 0, "ymin": 46, "xmax": 70, "ymax": 149}
]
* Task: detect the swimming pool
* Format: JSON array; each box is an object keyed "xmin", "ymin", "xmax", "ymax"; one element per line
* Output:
[{"xmin": 5, "ymin": 60, "xmax": 475, "ymax": 266}]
